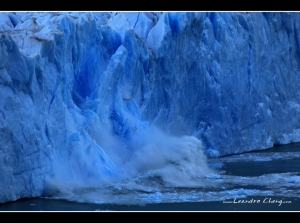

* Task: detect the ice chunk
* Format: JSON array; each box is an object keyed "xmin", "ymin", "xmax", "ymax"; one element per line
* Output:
[{"xmin": 0, "ymin": 12, "xmax": 14, "ymax": 32}]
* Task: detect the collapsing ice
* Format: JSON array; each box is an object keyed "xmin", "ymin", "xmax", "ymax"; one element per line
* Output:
[
  {"xmin": 44, "ymin": 125, "xmax": 214, "ymax": 197},
  {"xmin": 2, "ymin": 11, "xmax": 300, "ymax": 204}
]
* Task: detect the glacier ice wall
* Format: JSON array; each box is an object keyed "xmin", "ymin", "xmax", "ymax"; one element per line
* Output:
[{"xmin": 1, "ymin": 11, "xmax": 300, "ymax": 203}]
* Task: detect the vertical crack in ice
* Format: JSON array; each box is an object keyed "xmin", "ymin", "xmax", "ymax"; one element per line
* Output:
[{"xmin": 133, "ymin": 12, "xmax": 140, "ymax": 29}]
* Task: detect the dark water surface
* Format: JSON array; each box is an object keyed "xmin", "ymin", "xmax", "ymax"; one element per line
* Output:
[
  {"xmin": 1, "ymin": 143, "xmax": 300, "ymax": 212},
  {"xmin": 0, "ymin": 196, "xmax": 299, "ymax": 211}
]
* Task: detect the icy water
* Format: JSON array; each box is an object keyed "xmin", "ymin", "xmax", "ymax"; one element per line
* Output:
[{"xmin": 1, "ymin": 143, "xmax": 300, "ymax": 212}]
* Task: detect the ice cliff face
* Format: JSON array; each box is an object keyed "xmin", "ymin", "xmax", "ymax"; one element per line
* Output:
[{"xmin": 1, "ymin": 11, "xmax": 300, "ymax": 203}]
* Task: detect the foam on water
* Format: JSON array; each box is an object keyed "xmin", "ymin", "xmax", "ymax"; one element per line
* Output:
[
  {"xmin": 46, "ymin": 176, "xmax": 295, "ymax": 205},
  {"xmin": 43, "ymin": 148, "xmax": 300, "ymax": 205}
]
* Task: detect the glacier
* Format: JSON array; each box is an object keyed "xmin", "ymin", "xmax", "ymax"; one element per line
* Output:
[{"xmin": 1, "ymin": 11, "xmax": 300, "ymax": 204}]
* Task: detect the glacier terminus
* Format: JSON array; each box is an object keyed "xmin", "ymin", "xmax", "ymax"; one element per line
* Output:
[{"xmin": 0, "ymin": 11, "xmax": 300, "ymax": 204}]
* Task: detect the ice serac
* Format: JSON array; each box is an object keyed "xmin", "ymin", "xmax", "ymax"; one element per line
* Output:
[{"xmin": 0, "ymin": 12, "xmax": 300, "ymax": 203}]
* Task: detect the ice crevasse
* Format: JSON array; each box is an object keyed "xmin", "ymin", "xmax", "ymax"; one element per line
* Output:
[{"xmin": 0, "ymin": 11, "xmax": 300, "ymax": 203}]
